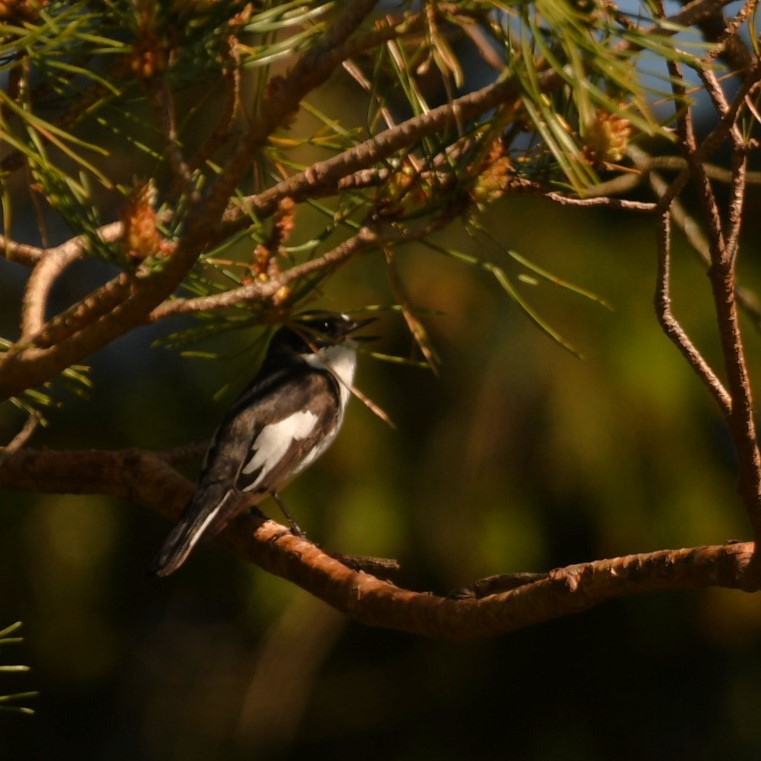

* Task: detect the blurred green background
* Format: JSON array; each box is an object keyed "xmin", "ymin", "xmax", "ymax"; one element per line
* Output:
[{"xmin": 4, "ymin": 187, "xmax": 761, "ymax": 760}]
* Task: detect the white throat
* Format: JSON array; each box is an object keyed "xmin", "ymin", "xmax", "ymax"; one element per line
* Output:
[{"xmin": 304, "ymin": 343, "xmax": 357, "ymax": 409}]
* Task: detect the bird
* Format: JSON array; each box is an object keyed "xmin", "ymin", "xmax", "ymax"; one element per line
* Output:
[{"xmin": 151, "ymin": 311, "xmax": 375, "ymax": 576}]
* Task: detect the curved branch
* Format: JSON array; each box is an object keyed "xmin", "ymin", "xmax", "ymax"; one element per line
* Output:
[
  {"xmin": 238, "ymin": 529, "xmax": 755, "ymax": 638},
  {"xmin": 0, "ymin": 446, "xmax": 757, "ymax": 639},
  {"xmin": 20, "ymin": 245, "xmax": 85, "ymax": 342},
  {"xmin": 0, "ymin": 222, "xmax": 125, "ymax": 268}
]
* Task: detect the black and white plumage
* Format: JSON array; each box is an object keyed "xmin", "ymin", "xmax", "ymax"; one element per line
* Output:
[{"xmin": 151, "ymin": 312, "xmax": 374, "ymax": 576}]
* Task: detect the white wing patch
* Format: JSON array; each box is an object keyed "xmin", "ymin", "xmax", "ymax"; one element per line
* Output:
[{"xmin": 241, "ymin": 410, "xmax": 318, "ymax": 489}]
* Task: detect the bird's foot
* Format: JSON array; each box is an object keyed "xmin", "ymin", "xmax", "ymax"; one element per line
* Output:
[{"xmin": 271, "ymin": 492, "xmax": 308, "ymax": 540}]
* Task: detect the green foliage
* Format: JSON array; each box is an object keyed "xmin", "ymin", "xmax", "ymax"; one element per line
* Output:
[
  {"xmin": 0, "ymin": 0, "xmax": 740, "ymax": 411},
  {"xmin": 0, "ymin": 622, "xmax": 37, "ymax": 716}
]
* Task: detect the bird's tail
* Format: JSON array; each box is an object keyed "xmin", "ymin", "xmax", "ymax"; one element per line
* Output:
[{"xmin": 150, "ymin": 485, "xmax": 238, "ymax": 577}]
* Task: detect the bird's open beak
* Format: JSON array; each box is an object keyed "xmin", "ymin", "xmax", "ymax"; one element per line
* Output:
[{"xmin": 346, "ymin": 316, "xmax": 378, "ymax": 342}]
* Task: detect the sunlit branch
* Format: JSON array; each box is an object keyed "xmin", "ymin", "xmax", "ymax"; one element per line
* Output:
[
  {"xmin": 542, "ymin": 193, "xmax": 656, "ymax": 212},
  {"xmin": 148, "ymin": 226, "xmax": 382, "ymax": 321},
  {"xmin": 20, "ymin": 246, "xmax": 86, "ymax": 342},
  {"xmin": 0, "ymin": 445, "xmax": 756, "ymax": 638},
  {"xmin": 0, "ymin": 221, "xmax": 124, "ymax": 267}
]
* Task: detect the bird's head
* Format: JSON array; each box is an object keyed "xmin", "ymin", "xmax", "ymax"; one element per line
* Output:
[{"xmin": 272, "ymin": 311, "xmax": 377, "ymax": 356}]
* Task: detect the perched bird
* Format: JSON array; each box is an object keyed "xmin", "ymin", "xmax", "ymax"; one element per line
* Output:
[{"xmin": 151, "ymin": 311, "xmax": 375, "ymax": 576}]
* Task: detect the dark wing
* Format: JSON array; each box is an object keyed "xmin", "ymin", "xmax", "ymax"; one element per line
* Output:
[
  {"xmin": 234, "ymin": 373, "xmax": 341, "ymax": 498},
  {"xmin": 151, "ymin": 366, "xmax": 339, "ymax": 576}
]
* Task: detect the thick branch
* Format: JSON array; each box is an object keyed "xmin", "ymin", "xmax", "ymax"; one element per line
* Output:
[
  {"xmin": 229, "ymin": 523, "xmax": 756, "ymax": 638},
  {"xmin": 0, "ymin": 446, "xmax": 193, "ymax": 515},
  {"xmin": 0, "ymin": 446, "xmax": 757, "ymax": 638}
]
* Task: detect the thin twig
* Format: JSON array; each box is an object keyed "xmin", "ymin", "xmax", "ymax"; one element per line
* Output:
[
  {"xmin": 669, "ymin": 58, "xmax": 727, "ymax": 256},
  {"xmin": 699, "ymin": 63, "xmax": 753, "ymax": 267},
  {"xmin": 654, "ymin": 211, "xmax": 732, "ymax": 416},
  {"xmin": 657, "ymin": 58, "xmax": 761, "ymax": 212},
  {"xmin": 725, "ymin": 137, "xmax": 748, "ymax": 266},
  {"xmin": 629, "ymin": 145, "xmax": 761, "ymax": 332},
  {"xmin": 145, "ymin": 75, "xmax": 197, "ymax": 203},
  {"xmin": 191, "ymin": 53, "xmax": 241, "ymax": 172},
  {"xmin": 700, "ymin": 0, "xmax": 757, "ymax": 72},
  {"xmin": 0, "ymin": 411, "xmax": 41, "ymax": 466},
  {"xmin": 543, "ymin": 192, "xmax": 656, "ymax": 212},
  {"xmin": 148, "ymin": 226, "xmax": 382, "ymax": 321}
]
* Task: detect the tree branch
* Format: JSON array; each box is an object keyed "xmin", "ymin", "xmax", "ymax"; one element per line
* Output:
[
  {"xmin": 20, "ymin": 245, "xmax": 84, "ymax": 342},
  {"xmin": 190, "ymin": 0, "xmax": 382, "ymax": 236},
  {"xmin": 698, "ymin": 0, "xmax": 757, "ymax": 73},
  {"xmin": 660, "ymin": 47, "xmax": 761, "ymax": 548},
  {"xmin": 0, "ymin": 222, "xmax": 125, "ymax": 268},
  {"xmin": 626, "ymin": 145, "xmax": 761, "ymax": 333},
  {"xmin": 654, "ymin": 210, "xmax": 732, "ymax": 417},
  {"xmin": 3, "ymin": 0, "xmax": 738, "ymax": 407},
  {"xmin": 657, "ymin": 57, "xmax": 761, "ymax": 212},
  {"xmin": 0, "ymin": 446, "xmax": 757, "ymax": 638},
  {"xmin": 144, "ymin": 74, "xmax": 197, "ymax": 203},
  {"xmin": 148, "ymin": 226, "xmax": 383, "ymax": 322},
  {"xmin": 229, "ymin": 523, "xmax": 757, "ymax": 639}
]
